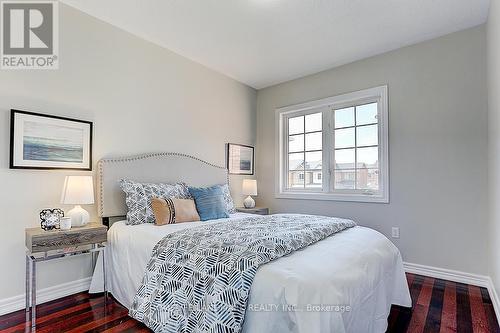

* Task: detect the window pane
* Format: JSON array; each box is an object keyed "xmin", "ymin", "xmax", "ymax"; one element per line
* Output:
[
  {"xmin": 335, "ymin": 149, "xmax": 355, "ymax": 169},
  {"xmin": 289, "ymin": 116, "xmax": 304, "ymax": 135},
  {"xmin": 334, "ymin": 169, "xmax": 356, "ymax": 189},
  {"xmin": 305, "ymin": 132, "xmax": 322, "ymax": 151},
  {"xmin": 288, "ymin": 171, "xmax": 304, "ymax": 188},
  {"xmin": 357, "ymin": 124, "xmax": 378, "ymax": 146},
  {"xmin": 305, "ymin": 151, "xmax": 322, "ymax": 170},
  {"xmin": 357, "ymin": 146, "xmax": 378, "ymax": 168},
  {"xmin": 305, "ymin": 170, "xmax": 322, "ymax": 188},
  {"xmin": 289, "ymin": 134, "xmax": 304, "ymax": 153},
  {"xmin": 335, "ymin": 128, "xmax": 355, "ymax": 148},
  {"xmin": 288, "ymin": 153, "xmax": 304, "ymax": 171},
  {"xmin": 335, "ymin": 107, "xmax": 354, "ymax": 128},
  {"xmin": 305, "ymin": 113, "xmax": 322, "ymax": 132},
  {"xmin": 356, "ymin": 103, "xmax": 378, "ymax": 125},
  {"xmin": 356, "ymin": 168, "xmax": 379, "ymax": 190}
]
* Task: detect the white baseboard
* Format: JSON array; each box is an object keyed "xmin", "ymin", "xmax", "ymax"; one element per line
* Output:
[
  {"xmin": 403, "ymin": 262, "xmax": 490, "ymax": 287},
  {"xmin": 403, "ymin": 262, "xmax": 500, "ymax": 320},
  {"xmin": 0, "ymin": 277, "xmax": 91, "ymax": 316}
]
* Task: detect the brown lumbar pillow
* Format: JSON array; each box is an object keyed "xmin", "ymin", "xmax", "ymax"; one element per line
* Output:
[{"xmin": 151, "ymin": 197, "xmax": 200, "ymax": 225}]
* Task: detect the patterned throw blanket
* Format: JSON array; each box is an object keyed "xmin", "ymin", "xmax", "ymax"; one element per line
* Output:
[{"xmin": 129, "ymin": 214, "xmax": 356, "ymax": 333}]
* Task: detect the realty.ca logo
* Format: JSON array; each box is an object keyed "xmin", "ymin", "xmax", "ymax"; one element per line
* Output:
[{"xmin": 1, "ymin": 0, "xmax": 58, "ymax": 69}]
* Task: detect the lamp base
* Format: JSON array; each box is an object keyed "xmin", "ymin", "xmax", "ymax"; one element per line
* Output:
[
  {"xmin": 67, "ymin": 205, "xmax": 89, "ymax": 227},
  {"xmin": 243, "ymin": 196, "xmax": 256, "ymax": 209}
]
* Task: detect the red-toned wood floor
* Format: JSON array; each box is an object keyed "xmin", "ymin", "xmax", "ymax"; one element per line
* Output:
[
  {"xmin": 388, "ymin": 274, "xmax": 499, "ymax": 332},
  {"xmin": 0, "ymin": 273, "xmax": 498, "ymax": 332}
]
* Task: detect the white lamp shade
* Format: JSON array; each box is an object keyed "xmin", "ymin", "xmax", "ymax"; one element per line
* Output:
[
  {"xmin": 61, "ymin": 176, "xmax": 95, "ymax": 205},
  {"xmin": 242, "ymin": 179, "xmax": 257, "ymax": 196}
]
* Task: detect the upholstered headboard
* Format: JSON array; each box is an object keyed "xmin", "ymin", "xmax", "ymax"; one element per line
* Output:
[{"xmin": 97, "ymin": 153, "xmax": 228, "ymax": 224}]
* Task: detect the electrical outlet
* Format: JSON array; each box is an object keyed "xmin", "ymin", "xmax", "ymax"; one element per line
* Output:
[{"xmin": 391, "ymin": 227, "xmax": 400, "ymax": 239}]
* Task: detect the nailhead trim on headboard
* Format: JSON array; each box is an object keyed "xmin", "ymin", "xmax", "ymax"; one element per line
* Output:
[{"xmin": 97, "ymin": 152, "xmax": 230, "ymax": 218}]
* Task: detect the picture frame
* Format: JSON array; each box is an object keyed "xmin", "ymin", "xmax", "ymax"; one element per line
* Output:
[
  {"xmin": 39, "ymin": 208, "xmax": 64, "ymax": 231},
  {"xmin": 227, "ymin": 143, "xmax": 254, "ymax": 175},
  {"xmin": 10, "ymin": 110, "xmax": 93, "ymax": 170}
]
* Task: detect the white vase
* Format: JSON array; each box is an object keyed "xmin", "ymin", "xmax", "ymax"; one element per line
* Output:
[
  {"xmin": 243, "ymin": 196, "xmax": 255, "ymax": 208},
  {"xmin": 67, "ymin": 205, "xmax": 89, "ymax": 227}
]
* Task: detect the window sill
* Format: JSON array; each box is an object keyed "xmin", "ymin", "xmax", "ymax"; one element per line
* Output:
[{"xmin": 275, "ymin": 191, "xmax": 389, "ymax": 203}]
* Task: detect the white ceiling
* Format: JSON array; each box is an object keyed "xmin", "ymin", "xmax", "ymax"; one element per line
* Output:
[{"xmin": 61, "ymin": 0, "xmax": 490, "ymax": 89}]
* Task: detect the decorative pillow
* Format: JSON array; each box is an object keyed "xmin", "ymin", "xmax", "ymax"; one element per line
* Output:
[
  {"xmin": 188, "ymin": 185, "xmax": 229, "ymax": 221},
  {"xmin": 119, "ymin": 179, "xmax": 191, "ymax": 225},
  {"xmin": 220, "ymin": 184, "xmax": 236, "ymax": 214},
  {"xmin": 120, "ymin": 179, "xmax": 146, "ymax": 226},
  {"xmin": 151, "ymin": 198, "xmax": 200, "ymax": 225}
]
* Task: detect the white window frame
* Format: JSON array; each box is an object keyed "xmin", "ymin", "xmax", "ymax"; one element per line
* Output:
[{"xmin": 275, "ymin": 85, "xmax": 389, "ymax": 203}]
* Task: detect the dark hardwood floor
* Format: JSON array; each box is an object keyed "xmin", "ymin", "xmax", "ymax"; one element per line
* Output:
[
  {"xmin": 0, "ymin": 273, "xmax": 498, "ymax": 332},
  {"xmin": 387, "ymin": 274, "xmax": 499, "ymax": 333}
]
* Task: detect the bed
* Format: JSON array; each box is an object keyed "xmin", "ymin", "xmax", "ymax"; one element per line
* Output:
[{"xmin": 90, "ymin": 153, "xmax": 411, "ymax": 333}]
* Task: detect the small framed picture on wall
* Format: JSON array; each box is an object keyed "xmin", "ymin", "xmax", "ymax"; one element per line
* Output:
[
  {"xmin": 227, "ymin": 143, "xmax": 254, "ymax": 175},
  {"xmin": 10, "ymin": 110, "xmax": 93, "ymax": 170}
]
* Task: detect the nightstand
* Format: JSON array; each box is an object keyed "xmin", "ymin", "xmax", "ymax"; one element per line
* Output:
[
  {"xmin": 236, "ymin": 207, "xmax": 269, "ymax": 215},
  {"xmin": 25, "ymin": 223, "xmax": 107, "ymax": 328}
]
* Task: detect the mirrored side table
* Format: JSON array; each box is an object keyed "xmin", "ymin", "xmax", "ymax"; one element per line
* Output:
[{"xmin": 25, "ymin": 223, "xmax": 107, "ymax": 329}]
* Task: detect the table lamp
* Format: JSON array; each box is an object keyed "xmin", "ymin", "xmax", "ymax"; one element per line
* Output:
[
  {"xmin": 61, "ymin": 176, "xmax": 94, "ymax": 227},
  {"xmin": 242, "ymin": 179, "xmax": 257, "ymax": 208}
]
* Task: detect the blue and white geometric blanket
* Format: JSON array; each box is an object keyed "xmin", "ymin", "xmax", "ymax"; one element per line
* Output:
[{"xmin": 129, "ymin": 214, "xmax": 356, "ymax": 333}]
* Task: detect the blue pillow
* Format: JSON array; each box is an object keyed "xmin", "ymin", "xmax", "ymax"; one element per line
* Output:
[{"xmin": 188, "ymin": 185, "xmax": 229, "ymax": 221}]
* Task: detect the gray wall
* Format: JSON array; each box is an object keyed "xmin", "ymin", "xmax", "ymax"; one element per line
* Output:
[
  {"xmin": 488, "ymin": 1, "xmax": 500, "ymax": 294},
  {"xmin": 0, "ymin": 4, "xmax": 256, "ymax": 301},
  {"xmin": 256, "ymin": 26, "xmax": 489, "ymax": 275}
]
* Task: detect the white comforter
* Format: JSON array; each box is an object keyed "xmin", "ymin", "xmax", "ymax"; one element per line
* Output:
[{"xmin": 90, "ymin": 213, "xmax": 411, "ymax": 333}]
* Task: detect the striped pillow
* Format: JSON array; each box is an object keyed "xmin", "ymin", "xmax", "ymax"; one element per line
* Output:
[{"xmin": 151, "ymin": 198, "xmax": 200, "ymax": 225}]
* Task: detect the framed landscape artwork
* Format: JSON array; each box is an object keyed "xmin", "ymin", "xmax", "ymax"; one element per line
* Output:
[
  {"xmin": 10, "ymin": 110, "xmax": 93, "ymax": 170},
  {"xmin": 227, "ymin": 143, "xmax": 254, "ymax": 175}
]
